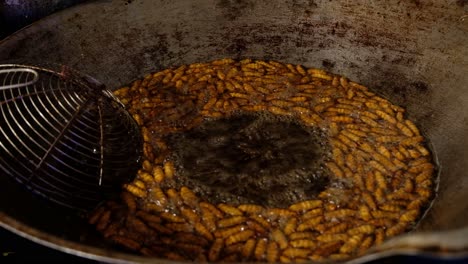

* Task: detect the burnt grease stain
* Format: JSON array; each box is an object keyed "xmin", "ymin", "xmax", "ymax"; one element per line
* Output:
[
  {"xmin": 216, "ymin": 0, "xmax": 255, "ymax": 21},
  {"xmin": 165, "ymin": 112, "xmax": 330, "ymax": 207},
  {"xmin": 321, "ymin": 59, "xmax": 335, "ymax": 70}
]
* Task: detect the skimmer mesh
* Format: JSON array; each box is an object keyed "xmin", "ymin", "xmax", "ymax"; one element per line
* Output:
[{"xmin": 0, "ymin": 64, "xmax": 142, "ymax": 212}]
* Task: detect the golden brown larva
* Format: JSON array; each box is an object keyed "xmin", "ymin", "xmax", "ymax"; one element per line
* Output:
[{"xmin": 89, "ymin": 59, "xmax": 436, "ymax": 262}]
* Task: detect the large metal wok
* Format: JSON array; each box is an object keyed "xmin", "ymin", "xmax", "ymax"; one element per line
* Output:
[{"xmin": 0, "ymin": 0, "xmax": 468, "ymax": 263}]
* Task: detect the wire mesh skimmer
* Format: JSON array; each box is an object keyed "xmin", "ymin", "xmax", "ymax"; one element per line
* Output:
[{"xmin": 0, "ymin": 64, "xmax": 142, "ymax": 212}]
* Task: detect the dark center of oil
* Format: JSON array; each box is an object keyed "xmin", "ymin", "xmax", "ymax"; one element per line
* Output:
[{"xmin": 165, "ymin": 112, "xmax": 330, "ymax": 207}]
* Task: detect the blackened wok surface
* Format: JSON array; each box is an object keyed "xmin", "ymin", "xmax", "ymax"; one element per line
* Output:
[{"xmin": 0, "ymin": 0, "xmax": 467, "ymax": 262}]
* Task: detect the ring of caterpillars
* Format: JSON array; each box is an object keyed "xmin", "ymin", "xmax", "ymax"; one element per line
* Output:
[{"xmin": 89, "ymin": 58, "xmax": 435, "ymax": 263}]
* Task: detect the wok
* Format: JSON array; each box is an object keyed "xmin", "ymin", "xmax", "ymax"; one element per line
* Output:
[{"xmin": 0, "ymin": 0, "xmax": 468, "ymax": 263}]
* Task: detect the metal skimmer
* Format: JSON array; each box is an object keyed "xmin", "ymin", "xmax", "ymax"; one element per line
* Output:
[{"xmin": 0, "ymin": 64, "xmax": 142, "ymax": 212}]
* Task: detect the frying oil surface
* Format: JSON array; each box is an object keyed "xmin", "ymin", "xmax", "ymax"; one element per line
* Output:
[
  {"xmin": 88, "ymin": 59, "xmax": 436, "ymax": 262},
  {"xmin": 166, "ymin": 112, "xmax": 330, "ymax": 207}
]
